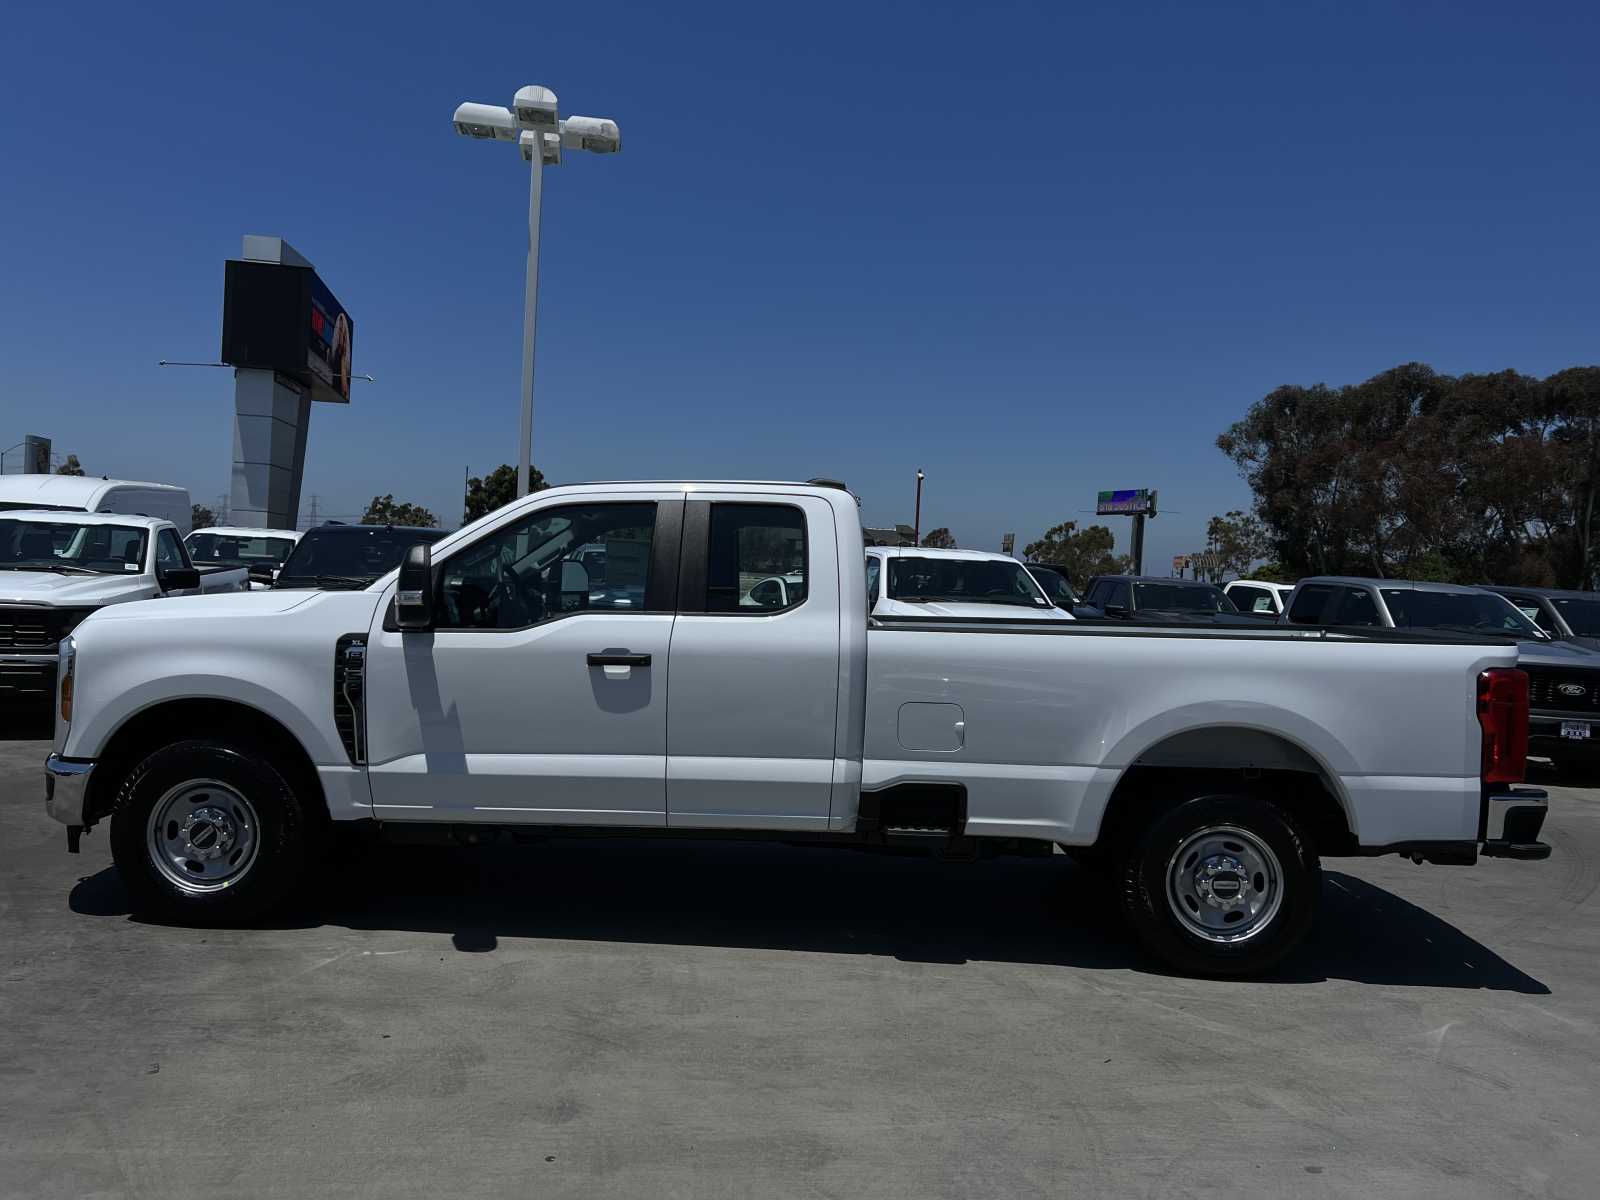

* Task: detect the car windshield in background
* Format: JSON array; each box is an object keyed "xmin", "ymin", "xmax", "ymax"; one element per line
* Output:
[
  {"xmin": 187, "ymin": 532, "xmax": 297, "ymax": 568},
  {"xmin": 1381, "ymin": 589, "xmax": 1540, "ymax": 636},
  {"xmin": 1551, "ymin": 597, "xmax": 1600, "ymax": 637},
  {"xmin": 1027, "ymin": 564, "xmax": 1077, "ymax": 606},
  {"xmin": 1132, "ymin": 583, "xmax": 1237, "ymax": 613},
  {"xmin": 277, "ymin": 528, "xmax": 441, "ymax": 588},
  {"xmin": 0, "ymin": 518, "xmax": 147, "ymax": 575},
  {"xmin": 887, "ymin": 557, "xmax": 1051, "ymax": 607}
]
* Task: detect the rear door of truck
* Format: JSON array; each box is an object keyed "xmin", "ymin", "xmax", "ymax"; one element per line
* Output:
[{"xmin": 665, "ymin": 492, "xmax": 841, "ymax": 830}]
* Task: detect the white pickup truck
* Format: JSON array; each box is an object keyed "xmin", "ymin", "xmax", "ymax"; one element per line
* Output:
[
  {"xmin": 42, "ymin": 481, "xmax": 1551, "ymax": 976},
  {"xmin": 2, "ymin": 511, "xmax": 246, "ymax": 716}
]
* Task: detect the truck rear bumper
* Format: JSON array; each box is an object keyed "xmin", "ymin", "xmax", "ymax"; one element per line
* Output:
[
  {"xmin": 44, "ymin": 754, "xmax": 95, "ymax": 828},
  {"xmin": 1480, "ymin": 786, "xmax": 1551, "ymax": 860}
]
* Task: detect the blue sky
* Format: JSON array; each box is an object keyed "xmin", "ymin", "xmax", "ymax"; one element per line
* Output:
[{"xmin": 2, "ymin": 0, "xmax": 1596, "ymax": 569}]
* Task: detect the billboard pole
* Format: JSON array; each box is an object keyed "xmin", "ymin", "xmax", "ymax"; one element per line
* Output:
[{"xmin": 1131, "ymin": 514, "xmax": 1145, "ymax": 576}]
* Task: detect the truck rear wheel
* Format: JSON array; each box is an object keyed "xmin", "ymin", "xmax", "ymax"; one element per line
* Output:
[
  {"xmin": 1120, "ymin": 793, "xmax": 1319, "ymax": 977},
  {"xmin": 109, "ymin": 739, "xmax": 315, "ymax": 924}
]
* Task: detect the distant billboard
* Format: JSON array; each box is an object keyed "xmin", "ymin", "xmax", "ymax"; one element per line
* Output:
[
  {"xmin": 221, "ymin": 261, "xmax": 354, "ymax": 403},
  {"xmin": 23, "ymin": 435, "xmax": 50, "ymax": 474},
  {"xmin": 1096, "ymin": 488, "xmax": 1156, "ymax": 516}
]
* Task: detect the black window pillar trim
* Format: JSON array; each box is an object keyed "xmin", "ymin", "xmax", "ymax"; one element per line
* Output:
[{"xmin": 678, "ymin": 500, "xmax": 710, "ymax": 614}]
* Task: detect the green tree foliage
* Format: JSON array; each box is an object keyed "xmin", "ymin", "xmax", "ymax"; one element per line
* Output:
[
  {"xmin": 191, "ymin": 504, "xmax": 216, "ymax": 530},
  {"xmin": 1204, "ymin": 510, "xmax": 1270, "ymax": 580},
  {"xmin": 463, "ymin": 463, "xmax": 548, "ymax": 523},
  {"xmin": 921, "ymin": 527, "xmax": 957, "ymax": 548},
  {"xmin": 1218, "ymin": 363, "xmax": 1600, "ymax": 587},
  {"xmin": 55, "ymin": 455, "xmax": 85, "ymax": 476},
  {"xmin": 1023, "ymin": 521, "xmax": 1130, "ymax": 588},
  {"xmin": 362, "ymin": 494, "xmax": 438, "ymax": 528}
]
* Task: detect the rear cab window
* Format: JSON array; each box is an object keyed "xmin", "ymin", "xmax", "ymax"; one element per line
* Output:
[
  {"xmin": 1287, "ymin": 584, "xmax": 1337, "ymax": 624},
  {"xmin": 706, "ymin": 504, "xmax": 807, "ymax": 614}
]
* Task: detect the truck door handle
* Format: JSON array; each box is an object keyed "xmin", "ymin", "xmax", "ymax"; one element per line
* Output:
[{"xmin": 587, "ymin": 652, "xmax": 651, "ymax": 667}]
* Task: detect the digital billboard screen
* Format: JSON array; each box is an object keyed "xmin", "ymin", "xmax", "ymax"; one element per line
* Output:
[
  {"xmin": 306, "ymin": 273, "xmax": 353, "ymax": 402},
  {"xmin": 1096, "ymin": 488, "xmax": 1155, "ymax": 516},
  {"xmin": 221, "ymin": 261, "xmax": 354, "ymax": 403}
]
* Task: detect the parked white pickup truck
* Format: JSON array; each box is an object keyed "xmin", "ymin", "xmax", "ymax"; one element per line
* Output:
[
  {"xmin": 1, "ymin": 511, "xmax": 246, "ymax": 715},
  {"xmin": 42, "ymin": 481, "xmax": 1550, "ymax": 975}
]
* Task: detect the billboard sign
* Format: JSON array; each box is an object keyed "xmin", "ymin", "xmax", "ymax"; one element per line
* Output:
[
  {"xmin": 221, "ymin": 261, "xmax": 354, "ymax": 403},
  {"xmin": 1096, "ymin": 488, "xmax": 1156, "ymax": 516},
  {"xmin": 23, "ymin": 435, "xmax": 51, "ymax": 474}
]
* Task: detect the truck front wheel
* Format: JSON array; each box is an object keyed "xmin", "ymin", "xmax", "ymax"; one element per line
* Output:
[
  {"xmin": 109, "ymin": 739, "xmax": 316, "ymax": 923},
  {"xmin": 1120, "ymin": 794, "xmax": 1319, "ymax": 977}
]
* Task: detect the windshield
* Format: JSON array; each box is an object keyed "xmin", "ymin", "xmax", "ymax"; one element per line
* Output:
[
  {"xmin": 277, "ymin": 527, "xmax": 442, "ymax": 587},
  {"xmin": 1131, "ymin": 582, "xmax": 1238, "ymax": 613},
  {"xmin": 0, "ymin": 517, "xmax": 147, "ymax": 575},
  {"xmin": 886, "ymin": 556, "xmax": 1052, "ymax": 608},
  {"xmin": 187, "ymin": 532, "xmax": 297, "ymax": 568},
  {"xmin": 1381, "ymin": 588, "xmax": 1541, "ymax": 636},
  {"xmin": 1550, "ymin": 597, "xmax": 1600, "ymax": 637},
  {"xmin": 1026, "ymin": 564, "xmax": 1077, "ymax": 606}
]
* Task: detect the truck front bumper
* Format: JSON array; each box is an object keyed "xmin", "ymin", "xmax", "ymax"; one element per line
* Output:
[
  {"xmin": 1528, "ymin": 712, "xmax": 1600, "ymax": 761},
  {"xmin": 1481, "ymin": 787, "xmax": 1551, "ymax": 860},
  {"xmin": 44, "ymin": 754, "xmax": 96, "ymax": 829}
]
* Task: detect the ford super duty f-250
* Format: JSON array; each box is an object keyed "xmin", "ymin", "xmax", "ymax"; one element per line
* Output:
[{"xmin": 42, "ymin": 481, "xmax": 1550, "ymax": 975}]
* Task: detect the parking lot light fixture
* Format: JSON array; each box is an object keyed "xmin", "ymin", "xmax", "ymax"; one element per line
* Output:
[{"xmin": 452, "ymin": 86, "xmax": 624, "ymax": 499}]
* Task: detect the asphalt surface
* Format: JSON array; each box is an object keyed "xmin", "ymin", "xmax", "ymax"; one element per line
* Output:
[{"xmin": 2, "ymin": 735, "xmax": 1598, "ymax": 1199}]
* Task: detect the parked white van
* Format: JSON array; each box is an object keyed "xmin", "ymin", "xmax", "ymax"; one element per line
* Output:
[{"xmin": 0, "ymin": 475, "xmax": 192, "ymax": 534}]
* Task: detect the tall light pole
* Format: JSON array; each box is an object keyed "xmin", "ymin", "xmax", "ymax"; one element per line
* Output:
[
  {"xmin": 452, "ymin": 88, "xmax": 622, "ymax": 498},
  {"xmin": 913, "ymin": 469, "xmax": 925, "ymax": 546}
]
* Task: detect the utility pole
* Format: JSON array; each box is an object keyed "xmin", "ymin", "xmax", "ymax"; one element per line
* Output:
[
  {"xmin": 913, "ymin": 469, "xmax": 924, "ymax": 546},
  {"xmin": 305, "ymin": 494, "xmax": 321, "ymax": 530}
]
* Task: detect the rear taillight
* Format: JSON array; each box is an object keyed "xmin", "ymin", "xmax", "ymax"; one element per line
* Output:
[{"xmin": 1478, "ymin": 667, "xmax": 1529, "ymax": 785}]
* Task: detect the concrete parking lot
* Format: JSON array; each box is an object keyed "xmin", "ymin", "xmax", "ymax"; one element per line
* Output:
[{"xmin": 1, "ymin": 736, "xmax": 1597, "ymax": 1199}]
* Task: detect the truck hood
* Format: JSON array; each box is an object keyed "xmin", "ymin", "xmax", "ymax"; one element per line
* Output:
[
  {"xmin": 81, "ymin": 587, "xmax": 339, "ymax": 623},
  {"xmin": 874, "ymin": 598, "xmax": 1071, "ymax": 620},
  {"xmin": 1516, "ymin": 638, "xmax": 1600, "ymax": 669},
  {"xmin": 0, "ymin": 570, "xmax": 150, "ymax": 607}
]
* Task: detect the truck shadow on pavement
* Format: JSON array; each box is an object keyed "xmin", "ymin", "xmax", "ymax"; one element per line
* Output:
[{"xmin": 70, "ymin": 839, "xmax": 1550, "ymax": 992}]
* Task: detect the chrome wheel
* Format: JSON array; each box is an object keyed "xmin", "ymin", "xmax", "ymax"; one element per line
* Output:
[
  {"xmin": 1164, "ymin": 824, "xmax": 1283, "ymax": 944},
  {"xmin": 145, "ymin": 779, "xmax": 261, "ymax": 893}
]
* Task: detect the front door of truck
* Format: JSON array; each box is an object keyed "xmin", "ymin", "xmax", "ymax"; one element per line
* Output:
[
  {"xmin": 664, "ymin": 494, "xmax": 840, "ymax": 830},
  {"xmin": 364, "ymin": 496, "xmax": 682, "ymax": 826}
]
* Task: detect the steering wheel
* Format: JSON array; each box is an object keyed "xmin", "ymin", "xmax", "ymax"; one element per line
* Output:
[{"xmin": 489, "ymin": 561, "xmax": 538, "ymax": 627}]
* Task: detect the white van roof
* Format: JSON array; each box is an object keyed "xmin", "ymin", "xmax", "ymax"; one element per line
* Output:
[{"xmin": 0, "ymin": 474, "xmax": 187, "ymax": 508}]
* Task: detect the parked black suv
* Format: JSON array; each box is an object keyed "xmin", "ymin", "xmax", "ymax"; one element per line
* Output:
[
  {"xmin": 1079, "ymin": 575, "xmax": 1254, "ymax": 623},
  {"xmin": 274, "ymin": 523, "xmax": 448, "ymax": 590}
]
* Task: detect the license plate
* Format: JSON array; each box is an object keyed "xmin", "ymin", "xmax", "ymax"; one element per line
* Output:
[{"xmin": 1561, "ymin": 720, "xmax": 1591, "ymax": 740}]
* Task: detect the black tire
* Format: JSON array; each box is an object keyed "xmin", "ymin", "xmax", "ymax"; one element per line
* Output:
[
  {"xmin": 109, "ymin": 738, "xmax": 317, "ymax": 923},
  {"xmin": 1119, "ymin": 793, "xmax": 1319, "ymax": 978}
]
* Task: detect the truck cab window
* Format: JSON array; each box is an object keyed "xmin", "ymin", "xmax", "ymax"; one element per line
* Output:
[
  {"xmin": 1332, "ymin": 587, "xmax": 1380, "ymax": 627},
  {"xmin": 155, "ymin": 529, "xmax": 187, "ymax": 571},
  {"xmin": 865, "ymin": 555, "xmax": 881, "ymax": 609},
  {"xmin": 436, "ymin": 502, "xmax": 657, "ymax": 630},
  {"xmin": 1287, "ymin": 584, "xmax": 1336, "ymax": 624},
  {"xmin": 706, "ymin": 504, "xmax": 807, "ymax": 614}
]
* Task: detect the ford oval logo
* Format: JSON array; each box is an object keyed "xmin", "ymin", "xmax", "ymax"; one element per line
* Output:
[{"xmin": 1559, "ymin": 683, "xmax": 1587, "ymax": 697}]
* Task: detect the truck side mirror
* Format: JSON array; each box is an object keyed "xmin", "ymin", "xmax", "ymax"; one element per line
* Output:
[
  {"xmin": 158, "ymin": 566, "xmax": 200, "ymax": 592},
  {"xmin": 395, "ymin": 544, "xmax": 434, "ymax": 630}
]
